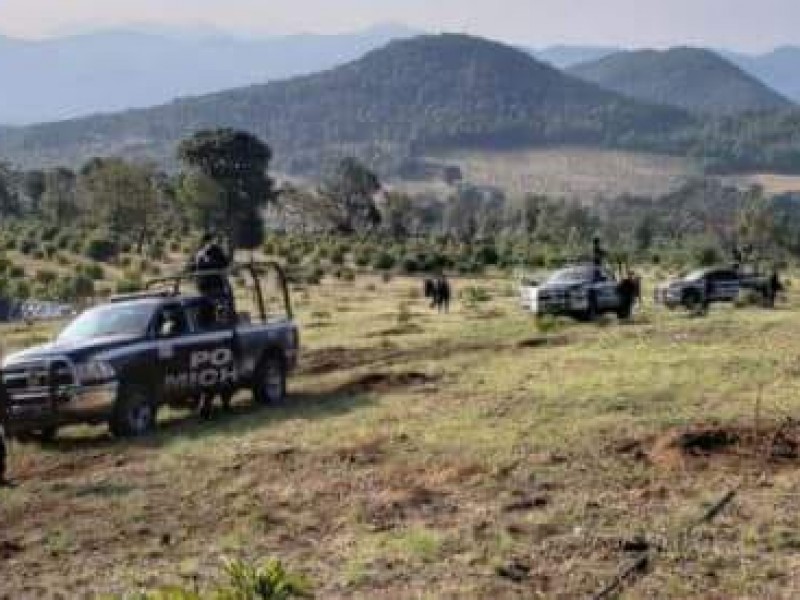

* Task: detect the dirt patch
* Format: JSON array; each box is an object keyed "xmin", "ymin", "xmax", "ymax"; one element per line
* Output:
[
  {"xmin": 363, "ymin": 486, "xmax": 454, "ymax": 530},
  {"xmin": 299, "ymin": 346, "xmax": 391, "ymax": 376},
  {"xmin": 0, "ymin": 539, "xmax": 24, "ymax": 559},
  {"xmin": 647, "ymin": 421, "xmax": 800, "ymax": 470},
  {"xmin": 335, "ymin": 436, "xmax": 387, "ymax": 465},
  {"xmin": 335, "ymin": 371, "xmax": 439, "ymax": 395},
  {"xmin": 367, "ymin": 323, "xmax": 424, "ymax": 338},
  {"xmin": 517, "ymin": 335, "xmax": 570, "ymax": 349}
]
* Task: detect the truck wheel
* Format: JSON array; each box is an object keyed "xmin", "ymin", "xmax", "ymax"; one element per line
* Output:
[
  {"xmin": 34, "ymin": 426, "xmax": 58, "ymax": 443},
  {"xmin": 584, "ymin": 294, "xmax": 599, "ymax": 322},
  {"xmin": 616, "ymin": 301, "xmax": 633, "ymax": 320},
  {"xmin": 110, "ymin": 386, "xmax": 158, "ymax": 438},
  {"xmin": 253, "ymin": 353, "xmax": 286, "ymax": 406},
  {"xmin": 682, "ymin": 289, "xmax": 703, "ymax": 312}
]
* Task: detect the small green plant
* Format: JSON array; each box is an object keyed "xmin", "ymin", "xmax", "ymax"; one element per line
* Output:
[
  {"xmin": 119, "ymin": 557, "xmax": 310, "ymax": 600},
  {"xmin": 534, "ymin": 314, "xmax": 561, "ymax": 334},
  {"xmin": 397, "ymin": 301, "xmax": 412, "ymax": 325},
  {"xmin": 373, "ymin": 252, "xmax": 396, "ymax": 271},
  {"xmin": 462, "ymin": 286, "xmax": 491, "ymax": 304}
]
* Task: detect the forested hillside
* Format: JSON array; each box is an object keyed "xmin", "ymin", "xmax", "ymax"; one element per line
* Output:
[
  {"xmin": 0, "ymin": 34, "xmax": 693, "ymax": 174},
  {"xmin": 569, "ymin": 47, "xmax": 794, "ymax": 115},
  {"xmin": 2, "ymin": 35, "xmax": 800, "ymax": 176}
]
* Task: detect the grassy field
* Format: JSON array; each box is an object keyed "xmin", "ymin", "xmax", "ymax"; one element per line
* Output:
[
  {"xmin": 419, "ymin": 148, "xmax": 702, "ymax": 198},
  {"xmin": 721, "ymin": 173, "xmax": 800, "ymax": 195},
  {"xmin": 2, "ymin": 273, "xmax": 800, "ymax": 598}
]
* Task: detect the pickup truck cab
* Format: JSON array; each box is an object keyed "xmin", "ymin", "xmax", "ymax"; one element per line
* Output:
[
  {"xmin": 655, "ymin": 266, "xmax": 771, "ymax": 310},
  {"xmin": 1, "ymin": 262, "xmax": 298, "ymax": 440},
  {"xmin": 520, "ymin": 264, "xmax": 632, "ymax": 321}
]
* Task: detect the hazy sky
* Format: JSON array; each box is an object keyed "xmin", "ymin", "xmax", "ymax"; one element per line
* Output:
[{"xmin": 0, "ymin": 0, "xmax": 796, "ymax": 51}]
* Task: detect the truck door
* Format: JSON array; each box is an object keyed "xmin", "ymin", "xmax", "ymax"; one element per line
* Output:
[
  {"xmin": 151, "ymin": 304, "xmax": 193, "ymax": 402},
  {"xmin": 593, "ymin": 268, "xmax": 620, "ymax": 309},
  {"xmin": 709, "ymin": 270, "xmax": 740, "ymax": 302},
  {"xmin": 176, "ymin": 299, "xmax": 238, "ymax": 399}
]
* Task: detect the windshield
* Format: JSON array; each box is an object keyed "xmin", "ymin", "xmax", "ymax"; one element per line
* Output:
[
  {"xmin": 684, "ymin": 269, "xmax": 708, "ymax": 282},
  {"xmin": 547, "ymin": 267, "xmax": 596, "ymax": 285},
  {"xmin": 59, "ymin": 303, "xmax": 155, "ymax": 342}
]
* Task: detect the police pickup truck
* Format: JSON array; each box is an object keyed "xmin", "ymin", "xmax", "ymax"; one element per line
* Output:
[
  {"xmin": 520, "ymin": 264, "xmax": 633, "ymax": 321},
  {"xmin": 654, "ymin": 265, "xmax": 773, "ymax": 311},
  {"xmin": 0, "ymin": 263, "xmax": 298, "ymax": 440}
]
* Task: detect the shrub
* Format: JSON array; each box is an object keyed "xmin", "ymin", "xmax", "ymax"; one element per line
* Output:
[
  {"xmin": 334, "ymin": 267, "xmax": 356, "ymax": 282},
  {"xmin": 331, "ymin": 248, "xmax": 345, "ymax": 265},
  {"xmin": 695, "ymin": 245, "xmax": 721, "ymax": 267},
  {"xmin": 84, "ymin": 233, "xmax": 118, "ymax": 262},
  {"xmin": 40, "ymin": 226, "xmax": 59, "ymax": 242},
  {"xmin": 34, "ymin": 269, "xmax": 57, "ymax": 285},
  {"xmin": 17, "ymin": 238, "xmax": 35, "ymax": 254},
  {"xmin": 474, "ymin": 245, "xmax": 499, "ymax": 266},
  {"xmin": 7, "ymin": 279, "xmax": 30, "ymax": 300},
  {"xmin": 353, "ymin": 251, "xmax": 371, "ymax": 267},
  {"xmin": 55, "ymin": 233, "xmax": 72, "ymax": 250},
  {"xmin": 115, "ymin": 279, "xmax": 140, "ymax": 294},
  {"xmin": 115, "ymin": 558, "xmax": 310, "ymax": 599},
  {"xmin": 305, "ymin": 265, "xmax": 325, "ymax": 285},
  {"xmin": 373, "ymin": 252, "xmax": 396, "ymax": 271},
  {"xmin": 462, "ymin": 286, "xmax": 491, "ymax": 305},
  {"xmin": 397, "ymin": 301, "xmax": 413, "ymax": 325},
  {"xmin": 83, "ymin": 263, "xmax": 105, "ymax": 281},
  {"xmin": 401, "ymin": 256, "xmax": 420, "ymax": 274}
]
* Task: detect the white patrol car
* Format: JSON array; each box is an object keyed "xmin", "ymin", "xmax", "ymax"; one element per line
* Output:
[{"xmin": 520, "ymin": 264, "xmax": 631, "ymax": 321}]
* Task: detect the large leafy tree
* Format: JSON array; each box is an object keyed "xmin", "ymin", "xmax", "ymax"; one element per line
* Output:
[
  {"xmin": 80, "ymin": 158, "xmax": 159, "ymax": 253},
  {"xmin": 178, "ymin": 129, "xmax": 275, "ymax": 252},
  {"xmin": 42, "ymin": 167, "xmax": 77, "ymax": 226},
  {"xmin": 317, "ymin": 158, "xmax": 382, "ymax": 234}
]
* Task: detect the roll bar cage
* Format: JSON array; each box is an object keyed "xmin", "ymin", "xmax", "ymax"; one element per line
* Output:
[{"xmin": 142, "ymin": 261, "xmax": 293, "ymax": 322}]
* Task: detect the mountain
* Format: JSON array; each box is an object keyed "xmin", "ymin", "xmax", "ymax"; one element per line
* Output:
[
  {"xmin": 569, "ymin": 47, "xmax": 794, "ymax": 115},
  {"xmin": 532, "ymin": 45, "xmax": 621, "ymax": 68},
  {"xmin": 723, "ymin": 46, "xmax": 800, "ymax": 104},
  {"xmin": 0, "ymin": 34, "xmax": 696, "ymax": 174},
  {"xmin": 0, "ymin": 23, "xmax": 419, "ymax": 125}
]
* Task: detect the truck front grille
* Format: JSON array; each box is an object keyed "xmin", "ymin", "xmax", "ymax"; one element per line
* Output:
[{"xmin": 2, "ymin": 359, "xmax": 75, "ymax": 420}]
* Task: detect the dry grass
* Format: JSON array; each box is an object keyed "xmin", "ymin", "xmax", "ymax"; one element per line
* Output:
[
  {"xmin": 419, "ymin": 148, "xmax": 702, "ymax": 198},
  {"xmin": 2, "ymin": 273, "xmax": 800, "ymax": 598}
]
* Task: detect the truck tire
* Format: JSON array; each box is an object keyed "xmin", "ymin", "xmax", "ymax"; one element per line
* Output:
[
  {"xmin": 617, "ymin": 300, "xmax": 633, "ymax": 320},
  {"xmin": 110, "ymin": 386, "xmax": 158, "ymax": 438},
  {"xmin": 34, "ymin": 426, "xmax": 58, "ymax": 443},
  {"xmin": 584, "ymin": 293, "xmax": 599, "ymax": 322},
  {"xmin": 682, "ymin": 289, "xmax": 703, "ymax": 312},
  {"xmin": 253, "ymin": 353, "xmax": 286, "ymax": 406}
]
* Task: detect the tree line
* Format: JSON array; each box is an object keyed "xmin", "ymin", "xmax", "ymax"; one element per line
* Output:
[{"xmin": 2, "ymin": 127, "xmax": 800, "ymax": 305}]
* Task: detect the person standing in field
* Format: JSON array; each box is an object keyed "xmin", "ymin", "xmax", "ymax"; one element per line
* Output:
[{"xmin": 436, "ymin": 276, "xmax": 451, "ymax": 314}]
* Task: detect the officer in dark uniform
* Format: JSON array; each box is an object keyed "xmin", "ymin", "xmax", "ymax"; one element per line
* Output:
[
  {"xmin": 188, "ymin": 234, "xmax": 234, "ymax": 324},
  {"xmin": 187, "ymin": 234, "xmax": 235, "ymax": 420},
  {"xmin": 767, "ymin": 269, "xmax": 784, "ymax": 308},
  {"xmin": 592, "ymin": 237, "xmax": 606, "ymax": 267},
  {"xmin": 436, "ymin": 276, "xmax": 452, "ymax": 314}
]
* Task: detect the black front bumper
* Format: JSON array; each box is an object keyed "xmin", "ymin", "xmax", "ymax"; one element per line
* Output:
[{"xmin": 1, "ymin": 359, "xmax": 118, "ymax": 434}]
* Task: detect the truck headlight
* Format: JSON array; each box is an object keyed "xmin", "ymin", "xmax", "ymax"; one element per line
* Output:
[{"xmin": 75, "ymin": 360, "xmax": 116, "ymax": 384}]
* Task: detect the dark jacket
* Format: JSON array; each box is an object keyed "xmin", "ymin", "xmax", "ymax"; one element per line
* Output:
[{"xmin": 188, "ymin": 243, "xmax": 231, "ymax": 297}]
